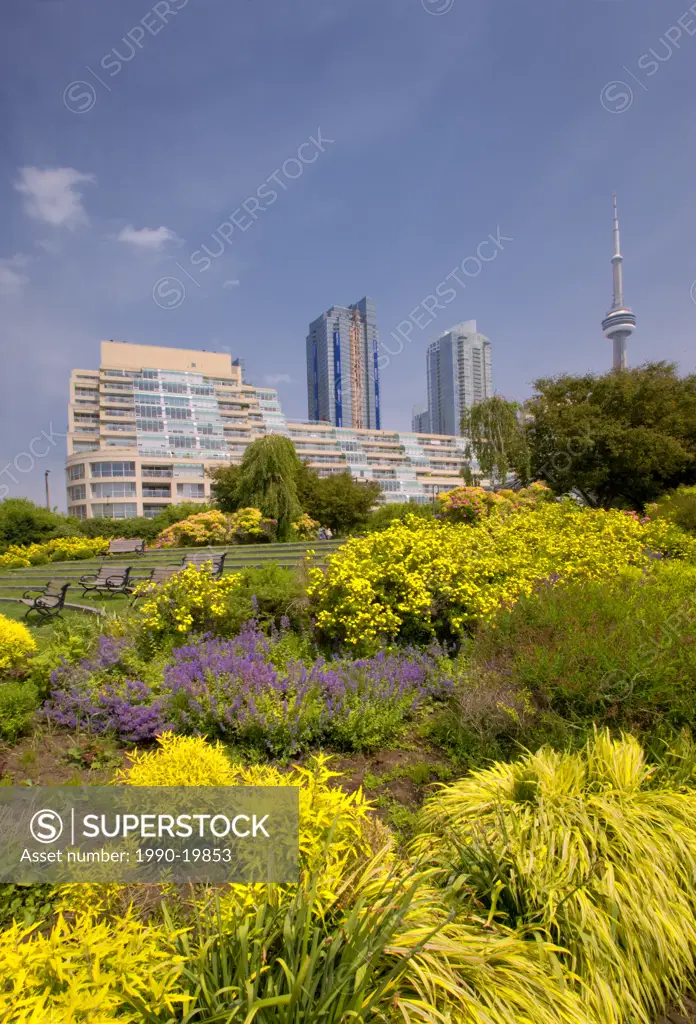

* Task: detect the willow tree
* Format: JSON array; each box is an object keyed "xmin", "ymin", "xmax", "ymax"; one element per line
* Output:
[
  {"xmin": 461, "ymin": 396, "xmax": 531, "ymax": 489},
  {"xmin": 234, "ymin": 434, "xmax": 302, "ymax": 540}
]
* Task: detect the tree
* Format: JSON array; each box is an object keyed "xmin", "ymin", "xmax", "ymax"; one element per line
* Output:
[
  {"xmin": 525, "ymin": 362, "xmax": 696, "ymax": 509},
  {"xmin": 208, "ymin": 464, "xmax": 240, "ymax": 513},
  {"xmin": 298, "ymin": 467, "xmax": 382, "ymax": 535},
  {"xmin": 0, "ymin": 498, "xmax": 79, "ymax": 550},
  {"xmin": 461, "ymin": 396, "xmax": 531, "ymax": 488},
  {"xmin": 234, "ymin": 435, "xmax": 302, "ymax": 540}
]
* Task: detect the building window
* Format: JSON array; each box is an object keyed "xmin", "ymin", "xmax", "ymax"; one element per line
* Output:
[
  {"xmin": 173, "ymin": 463, "xmax": 204, "ymax": 477},
  {"xmin": 68, "ymin": 484, "xmax": 86, "ymax": 501},
  {"xmin": 67, "ymin": 464, "xmax": 85, "ymax": 481},
  {"xmin": 90, "ymin": 503, "xmax": 138, "ymax": 519},
  {"xmin": 90, "ymin": 461, "xmax": 136, "ymax": 478},
  {"xmin": 177, "ymin": 483, "xmax": 205, "ymax": 498},
  {"xmin": 68, "ymin": 505, "xmax": 87, "ymax": 520},
  {"xmin": 91, "ymin": 481, "xmax": 137, "ymax": 499},
  {"xmin": 142, "ymin": 465, "xmax": 173, "ymax": 478},
  {"xmin": 142, "ymin": 504, "xmax": 170, "ymax": 518},
  {"xmin": 142, "ymin": 485, "xmax": 171, "ymax": 498}
]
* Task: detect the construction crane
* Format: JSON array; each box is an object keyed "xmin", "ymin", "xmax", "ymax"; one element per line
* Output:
[{"xmin": 350, "ymin": 307, "xmax": 364, "ymax": 430}]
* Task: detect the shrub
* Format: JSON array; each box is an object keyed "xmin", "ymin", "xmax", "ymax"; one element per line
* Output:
[
  {"xmin": 0, "ymin": 498, "xmax": 79, "ymax": 551},
  {"xmin": 290, "ymin": 511, "xmax": 320, "ymax": 539},
  {"xmin": 0, "ymin": 615, "xmax": 37, "ymax": 673},
  {"xmin": 470, "ymin": 560, "xmax": 696, "ymax": 732},
  {"xmin": 153, "ymin": 507, "xmax": 275, "ymax": 548},
  {"xmin": 414, "ymin": 730, "xmax": 696, "ymax": 1023},
  {"xmin": 308, "ymin": 501, "xmax": 696, "ymax": 653},
  {"xmin": 0, "ymin": 536, "xmax": 108, "ymax": 569},
  {"xmin": 364, "ymin": 501, "xmax": 436, "ymax": 533},
  {"xmin": 0, "ymin": 682, "xmax": 38, "ymax": 741},
  {"xmin": 134, "ymin": 564, "xmax": 243, "ymax": 641},
  {"xmin": 647, "ymin": 484, "xmax": 696, "ymax": 534},
  {"xmin": 25, "ymin": 614, "xmax": 108, "ymax": 699}
]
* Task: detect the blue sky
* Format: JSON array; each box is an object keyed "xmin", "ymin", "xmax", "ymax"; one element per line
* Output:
[{"xmin": 2, "ymin": 0, "xmax": 696, "ymax": 508}]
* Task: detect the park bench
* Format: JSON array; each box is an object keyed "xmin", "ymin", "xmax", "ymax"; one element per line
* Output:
[
  {"xmin": 20, "ymin": 580, "xmax": 71, "ymax": 622},
  {"xmin": 79, "ymin": 565, "xmax": 133, "ymax": 597},
  {"xmin": 104, "ymin": 538, "xmax": 145, "ymax": 556},
  {"xmin": 180, "ymin": 551, "xmax": 227, "ymax": 578},
  {"xmin": 128, "ymin": 564, "xmax": 182, "ymax": 603}
]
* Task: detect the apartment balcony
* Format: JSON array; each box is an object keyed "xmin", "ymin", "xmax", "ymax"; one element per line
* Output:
[
  {"xmin": 142, "ymin": 486, "xmax": 171, "ymax": 499},
  {"xmin": 141, "ymin": 468, "xmax": 173, "ymax": 478}
]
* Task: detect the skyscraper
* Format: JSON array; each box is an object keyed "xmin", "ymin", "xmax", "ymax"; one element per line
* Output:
[
  {"xmin": 411, "ymin": 404, "xmax": 430, "ymax": 434},
  {"xmin": 306, "ymin": 297, "xmax": 381, "ymax": 429},
  {"xmin": 425, "ymin": 321, "xmax": 492, "ymax": 437},
  {"xmin": 601, "ymin": 194, "xmax": 636, "ymax": 371}
]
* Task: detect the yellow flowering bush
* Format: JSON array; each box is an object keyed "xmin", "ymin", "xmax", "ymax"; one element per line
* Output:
[
  {"xmin": 308, "ymin": 501, "xmax": 696, "ymax": 652},
  {"xmin": 153, "ymin": 508, "xmax": 274, "ymax": 548},
  {"xmin": 153, "ymin": 509, "xmax": 232, "ymax": 548},
  {"xmin": 291, "ymin": 512, "xmax": 320, "ymax": 539},
  {"xmin": 0, "ymin": 615, "xmax": 37, "ymax": 672},
  {"xmin": 438, "ymin": 481, "xmax": 554, "ymax": 525},
  {"xmin": 0, "ymin": 908, "xmax": 190, "ymax": 1023},
  {"xmin": 0, "ymin": 536, "xmax": 108, "ymax": 568},
  {"xmin": 135, "ymin": 563, "xmax": 243, "ymax": 639}
]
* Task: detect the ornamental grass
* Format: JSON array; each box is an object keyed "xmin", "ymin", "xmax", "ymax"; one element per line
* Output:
[{"xmin": 414, "ymin": 728, "xmax": 696, "ymax": 1024}]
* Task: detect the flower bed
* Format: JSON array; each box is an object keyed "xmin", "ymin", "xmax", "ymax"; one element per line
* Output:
[{"xmin": 45, "ymin": 625, "xmax": 452, "ymax": 753}]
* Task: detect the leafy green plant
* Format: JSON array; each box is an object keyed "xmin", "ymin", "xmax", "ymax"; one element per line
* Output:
[
  {"xmin": 0, "ymin": 682, "xmax": 38, "ymax": 742},
  {"xmin": 0, "ymin": 884, "xmax": 60, "ymax": 928},
  {"xmin": 471, "ymin": 560, "xmax": 696, "ymax": 732}
]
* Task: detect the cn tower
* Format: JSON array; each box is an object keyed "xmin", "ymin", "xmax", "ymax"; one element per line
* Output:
[{"xmin": 601, "ymin": 194, "xmax": 636, "ymax": 370}]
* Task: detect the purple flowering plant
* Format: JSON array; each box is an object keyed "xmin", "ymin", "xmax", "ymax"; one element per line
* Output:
[{"xmin": 45, "ymin": 622, "xmax": 453, "ymax": 756}]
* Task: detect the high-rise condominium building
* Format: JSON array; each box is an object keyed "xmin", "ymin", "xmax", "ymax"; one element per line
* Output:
[
  {"xmin": 425, "ymin": 321, "xmax": 492, "ymax": 437},
  {"xmin": 411, "ymin": 405, "xmax": 430, "ymax": 434},
  {"xmin": 65, "ymin": 341, "xmax": 475, "ymax": 518},
  {"xmin": 306, "ymin": 296, "xmax": 380, "ymax": 429}
]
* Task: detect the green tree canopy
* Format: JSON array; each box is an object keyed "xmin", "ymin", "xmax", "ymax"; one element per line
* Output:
[
  {"xmin": 0, "ymin": 498, "xmax": 79, "ymax": 551},
  {"xmin": 461, "ymin": 396, "xmax": 531, "ymax": 488},
  {"xmin": 297, "ymin": 466, "xmax": 382, "ymax": 535},
  {"xmin": 208, "ymin": 464, "xmax": 241, "ymax": 513},
  {"xmin": 234, "ymin": 435, "xmax": 302, "ymax": 539},
  {"xmin": 525, "ymin": 362, "xmax": 696, "ymax": 508}
]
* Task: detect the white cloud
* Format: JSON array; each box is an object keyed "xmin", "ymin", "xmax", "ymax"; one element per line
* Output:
[
  {"xmin": 264, "ymin": 373, "xmax": 292, "ymax": 385},
  {"xmin": 0, "ymin": 255, "xmax": 30, "ymax": 296},
  {"xmin": 222, "ymin": 278, "xmax": 240, "ymax": 288},
  {"xmin": 15, "ymin": 167, "xmax": 95, "ymax": 228},
  {"xmin": 35, "ymin": 238, "xmax": 61, "ymax": 254},
  {"xmin": 116, "ymin": 224, "xmax": 180, "ymax": 250}
]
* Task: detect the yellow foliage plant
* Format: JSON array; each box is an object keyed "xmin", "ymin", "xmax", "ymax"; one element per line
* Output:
[
  {"xmin": 0, "ymin": 614, "xmax": 37, "ymax": 672},
  {"xmin": 0, "ymin": 907, "xmax": 192, "ymax": 1024}
]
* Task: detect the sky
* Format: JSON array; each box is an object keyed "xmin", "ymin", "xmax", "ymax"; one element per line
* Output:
[{"xmin": 2, "ymin": 0, "xmax": 696, "ymax": 509}]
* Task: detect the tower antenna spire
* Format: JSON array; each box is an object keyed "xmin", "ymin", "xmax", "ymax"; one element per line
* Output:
[{"xmin": 602, "ymin": 194, "xmax": 636, "ymax": 370}]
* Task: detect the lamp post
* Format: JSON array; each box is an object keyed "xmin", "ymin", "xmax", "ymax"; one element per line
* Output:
[{"xmin": 45, "ymin": 470, "xmax": 51, "ymax": 510}]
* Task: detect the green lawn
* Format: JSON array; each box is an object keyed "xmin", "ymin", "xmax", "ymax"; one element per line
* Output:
[{"xmin": 0, "ymin": 538, "xmax": 341, "ymax": 625}]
